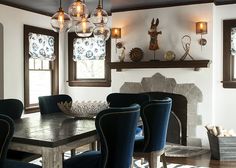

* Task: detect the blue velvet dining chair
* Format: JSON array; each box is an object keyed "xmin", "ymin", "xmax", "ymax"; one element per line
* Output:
[
  {"xmin": 0, "ymin": 99, "xmax": 23, "ymax": 120},
  {"xmin": 63, "ymin": 104, "xmax": 140, "ymax": 168},
  {"xmin": 133, "ymin": 98, "xmax": 172, "ymax": 168},
  {"xmin": 106, "ymin": 93, "xmax": 150, "ymax": 135},
  {"xmin": 0, "ymin": 114, "xmax": 41, "ymax": 168},
  {"xmin": 0, "ymin": 99, "xmax": 40, "ymax": 162},
  {"xmin": 38, "ymin": 94, "xmax": 72, "ymax": 114},
  {"xmin": 106, "ymin": 93, "xmax": 150, "ymax": 108},
  {"xmin": 38, "ymin": 94, "xmax": 78, "ymax": 156}
]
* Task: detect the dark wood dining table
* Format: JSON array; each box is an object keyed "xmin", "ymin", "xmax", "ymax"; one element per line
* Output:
[{"xmin": 9, "ymin": 112, "xmax": 97, "ymax": 168}]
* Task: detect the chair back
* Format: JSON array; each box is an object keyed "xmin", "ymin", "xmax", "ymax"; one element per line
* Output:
[
  {"xmin": 96, "ymin": 104, "xmax": 140, "ymax": 168},
  {"xmin": 38, "ymin": 94, "xmax": 72, "ymax": 114},
  {"xmin": 0, "ymin": 114, "xmax": 14, "ymax": 167},
  {"xmin": 142, "ymin": 98, "xmax": 172, "ymax": 152},
  {"xmin": 0, "ymin": 99, "xmax": 23, "ymax": 119},
  {"xmin": 107, "ymin": 93, "xmax": 150, "ymax": 107}
]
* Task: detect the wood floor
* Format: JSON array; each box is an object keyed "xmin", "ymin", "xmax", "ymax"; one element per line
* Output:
[
  {"xmin": 166, "ymin": 152, "xmax": 236, "ymax": 168},
  {"xmin": 79, "ymin": 145, "xmax": 236, "ymax": 168}
]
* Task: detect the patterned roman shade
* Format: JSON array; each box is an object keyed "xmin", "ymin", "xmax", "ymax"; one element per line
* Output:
[
  {"xmin": 29, "ymin": 33, "xmax": 55, "ymax": 61},
  {"xmin": 73, "ymin": 37, "xmax": 105, "ymax": 61},
  {"xmin": 231, "ymin": 27, "xmax": 236, "ymax": 56}
]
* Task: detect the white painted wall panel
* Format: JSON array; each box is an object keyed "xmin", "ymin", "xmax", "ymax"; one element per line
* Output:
[
  {"xmin": 213, "ymin": 4, "xmax": 236, "ymax": 132},
  {"xmin": 0, "ymin": 23, "xmax": 3, "ymax": 99},
  {"xmin": 0, "ymin": 5, "xmax": 65, "ymax": 102}
]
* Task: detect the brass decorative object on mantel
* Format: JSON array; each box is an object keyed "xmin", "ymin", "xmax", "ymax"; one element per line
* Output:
[
  {"xmin": 129, "ymin": 47, "xmax": 144, "ymax": 62},
  {"xmin": 148, "ymin": 18, "xmax": 162, "ymax": 61},
  {"xmin": 164, "ymin": 51, "xmax": 176, "ymax": 61},
  {"xmin": 180, "ymin": 35, "xmax": 194, "ymax": 60},
  {"xmin": 119, "ymin": 47, "xmax": 126, "ymax": 62}
]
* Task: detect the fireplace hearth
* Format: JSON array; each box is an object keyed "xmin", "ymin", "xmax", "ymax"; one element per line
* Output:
[{"xmin": 120, "ymin": 73, "xmax": 203, "ymax": 146}]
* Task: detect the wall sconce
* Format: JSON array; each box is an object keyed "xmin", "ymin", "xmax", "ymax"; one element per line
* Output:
[
  {"xmin": 111, "ymin": 28, "xmax": 123, "ymax": 53},
  {"xmin": 196, "ymin": 22, "xmax": 207, "ymax": 46}
]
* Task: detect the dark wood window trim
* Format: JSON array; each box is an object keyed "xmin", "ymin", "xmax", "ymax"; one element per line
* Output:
[
  {"xmin": 68, "ymin": 32, "xmax": 111, "ymax": 87},
  {"xmin": 223, "ymin": 19, "xmax": 236, "ymax": 88},
  {"xmin": 24, "ymin": 25, "xmax": 59, "ymax": 113}
]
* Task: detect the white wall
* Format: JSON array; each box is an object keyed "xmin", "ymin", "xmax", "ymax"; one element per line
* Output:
[
  {"xmin": 0, "ymin": 23, "xmax": 3, "ymax": 99},
  {"xmin": 63, "ymin": 4, "xmax": 214, "ymax": 146},
  {"xmin": 111, "ymin": 4, "xmax": 213, "ymax": 146},
  {"xmin": 213, "ymin": 4, "xmax": 236, "ymax": 131},
  {"xmin": 0, "ymin": 5, "xmax": 65, "ymax": 101}
]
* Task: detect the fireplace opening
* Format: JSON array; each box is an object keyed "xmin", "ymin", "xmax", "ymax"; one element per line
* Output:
[
  {"xmin": 168, "ymin": 112, "xmax": 182, "ymax": 145},
  {"xmin": 146, "ymin": 91, "xmax": 187, "ymax": 146}
]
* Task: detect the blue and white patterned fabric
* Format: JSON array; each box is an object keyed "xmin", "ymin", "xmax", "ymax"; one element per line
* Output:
[
  {"xmin": 73, "ymin": 37, "xmax": 105, "ymax": 61},
  {"xmin": 231, "ymin": 27, "xmax": 236, "ymax": 56},
  {"xmin": 29, "ymin": 33, "xmax": 55, "ymax": 61}
]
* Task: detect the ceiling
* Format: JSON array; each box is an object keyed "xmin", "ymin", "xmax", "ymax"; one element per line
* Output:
[{"xmin": 0, "ymin": 0, "xmax": 235, "ymax": 16}]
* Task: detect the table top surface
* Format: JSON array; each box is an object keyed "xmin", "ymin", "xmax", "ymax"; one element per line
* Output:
[{"xmin": 12, "ymin": 112, "xmax": 96, "ymax": 148}]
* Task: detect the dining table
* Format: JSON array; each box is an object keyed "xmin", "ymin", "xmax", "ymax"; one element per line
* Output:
[{"xmin": 9, "ymin": 112, "xmax": 98, "ymax": 168}]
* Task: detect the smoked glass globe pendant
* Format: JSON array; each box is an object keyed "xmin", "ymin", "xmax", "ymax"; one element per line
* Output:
[
  {"xmin": 90, "ymin": 0, "xmax": 108, "ymax": 25},
  {"xmin": 50, "ymin": 0, "xmax": 72, "ymax": 32},
  {"xmin": 93, "ymin": 19, "xmax": 110, "ymax": 41},
  {"xmin": 68, "ymin": 0, "xmax": 89, "ymax": 23},
  {"xmin": 75, "ymin": 16, "xmax": 95, "ymax": 37}
]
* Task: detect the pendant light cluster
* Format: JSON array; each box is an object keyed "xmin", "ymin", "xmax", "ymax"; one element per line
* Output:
[{"xmin": 50, "ymin": 0, "xmax": 110, "ymax": 41}]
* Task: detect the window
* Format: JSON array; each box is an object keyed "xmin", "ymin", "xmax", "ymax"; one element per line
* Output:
[
  {"xmin": 68, "ymin": 32, "xmax": 111, "ymax": 87},
  {"xmin": 223, "ymin": 19, "xmax": 236, "ymax": 88},
  {"xmin": 24, "ymin": 25, "xmax": 59, "ymax": 113}
]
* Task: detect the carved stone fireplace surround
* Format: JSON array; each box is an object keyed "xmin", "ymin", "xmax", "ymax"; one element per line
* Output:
[{"xmin": 120, "ymin": 73, "xmax": 203, "ymax": 146}]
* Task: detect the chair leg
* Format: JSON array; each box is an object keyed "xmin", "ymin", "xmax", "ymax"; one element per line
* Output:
[
  {"xmin": 89, "ymin": 141, "xmax": 97, "ymax": 150},
  {"xmin": 161, "ymin": 153, "xmax": 167, "ymax": 168},
  {"xmin": 97, "ymin": 140, "xmax": 101, "ymax": 151},
  {"xmin": 71, "ymin": 149, "xmax": 76, "ymax": 157},
  {"xmin": 130, "ymin": 157, "xmax": 134, "ymax": 168},
  {"xmin": 92, "ymin": 141, "xmax": 97, "ymax": 150},
  {"xmin": 149, "ymin": 152, "xmax": 158, "ymax": 168},
  {"xmin": 141, "ymin": 158, "xmax": 145, "ymax": 165}
]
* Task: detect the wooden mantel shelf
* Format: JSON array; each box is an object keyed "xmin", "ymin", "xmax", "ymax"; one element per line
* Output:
[{"xmin": 109, "ymin": 60, "xmax": 210, "ymax": 71}]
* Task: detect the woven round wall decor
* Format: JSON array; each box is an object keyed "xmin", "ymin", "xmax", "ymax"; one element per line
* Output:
[{"xmin": 129, "ymin": 48, "xmax": 144, "ymax": 62}]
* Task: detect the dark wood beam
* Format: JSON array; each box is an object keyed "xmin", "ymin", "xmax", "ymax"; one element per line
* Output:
[
  {"xmin": 214, "ymin": 0, "xmax": 236, "ymax": 6},
  {"xmin": 111, "ymin": 0, "xmax": 214, "ymax": 13},
  {"xmin": 0, "ymin": 1, "xmax": 52, "ymax": 16}
]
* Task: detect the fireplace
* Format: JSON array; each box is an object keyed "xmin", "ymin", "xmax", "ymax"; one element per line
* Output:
[
  {"xmin": 146, "ymin": 92, "xmax": 187, "ymax": 145},
  {"xmin": 120, "ymin": 73, "xmax": 203, "ymax": 146}
]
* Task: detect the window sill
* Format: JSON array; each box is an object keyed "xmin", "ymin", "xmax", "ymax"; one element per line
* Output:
[
  {"xmin": 25, "ymin": 106, "xmax": 40, "ymax": 113},
  {"xmin": 67, "ymin": 80, "xmax": 111, "ymax": 87},
  {"xmin": 222, "ymin": 81, "xmax": 236, "ymax": 88}
]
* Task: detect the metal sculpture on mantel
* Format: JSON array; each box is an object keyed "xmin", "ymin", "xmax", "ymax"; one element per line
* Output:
[
  {"xmin": 148, "ymin": 18, "xmax": 162, "ymax": 60},
  {"xmin": 180, "ymin": 35, "xmax": 194, "ymax": 60}
]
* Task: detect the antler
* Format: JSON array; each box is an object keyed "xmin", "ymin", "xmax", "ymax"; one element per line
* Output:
[
  {"xmin": 155, "ymin": 18, "xmax": 159, "ymax": 26},
  {"xmin": 151, "ymin": 18, "xmax": 154, "ymax": 26}
]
